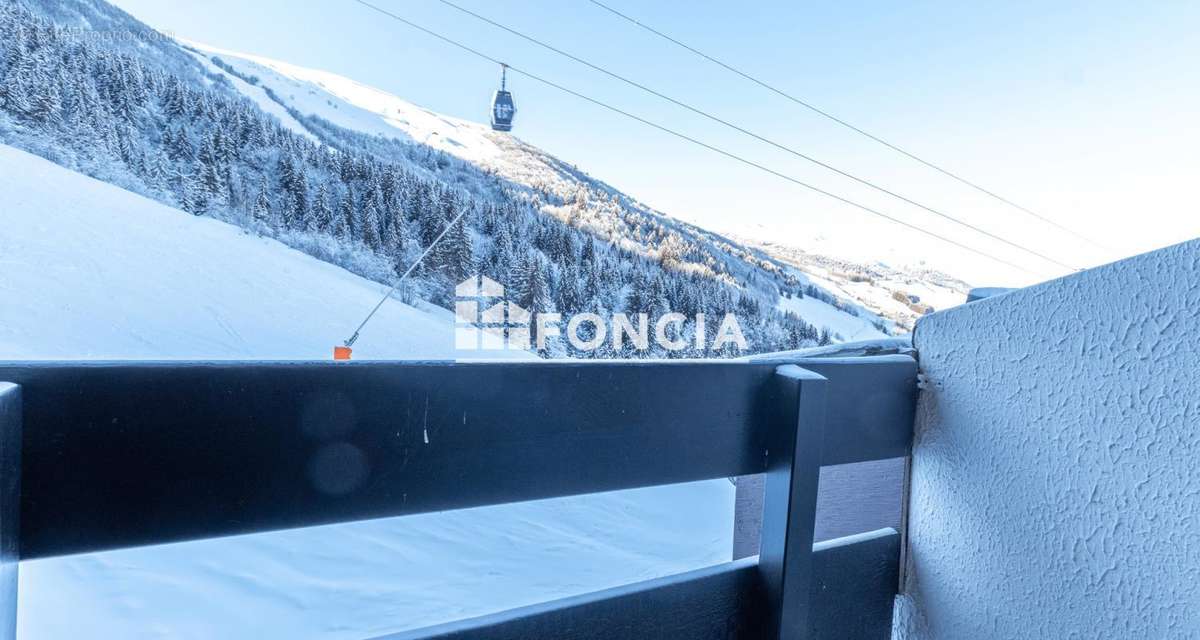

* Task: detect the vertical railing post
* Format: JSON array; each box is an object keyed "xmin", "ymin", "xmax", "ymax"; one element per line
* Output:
[
  {"xmin": 758, "ymin": 366, "xmax": 826, "ymax": 639},
  {"xmin": 0, "ymin": 383, "xmax": 20, "ymax": 640},
  {"xmin": 732, "ymin": 473, "xmax": 764, "ymax": 560}
]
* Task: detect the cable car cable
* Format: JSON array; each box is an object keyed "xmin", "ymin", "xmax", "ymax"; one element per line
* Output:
[
  {"xmin": 506, "ymin": 69, "xmax": 1044, "ymax": 277},
  {"xmin": 347, "ymin": 0, "xmax": 1045, "ymax": 279},
  {"xmin": 587, "ymin": 0, "xmax": 1114, "ymax": 254},
  {"xmin": 431, "ymin": 0, "xmax": 1077, "ymax": 272}
]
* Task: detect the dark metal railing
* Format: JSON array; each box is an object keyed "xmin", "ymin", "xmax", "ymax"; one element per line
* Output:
[{"xmin": 0, "ymin": 356, "xmax": 916, "ymax": 639}]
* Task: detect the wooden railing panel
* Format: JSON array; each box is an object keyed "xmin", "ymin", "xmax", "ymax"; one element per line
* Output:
[
  {"xmin": 809, "ymin": 528, "xmax": 901, "ymax": 640},
  {"xmin": 0, "ymin": 361, "xmax": 785, "ymax": 558},
  {"xmin": 749, "ymin": 355, "xmax": 917, "ymax": 466}
]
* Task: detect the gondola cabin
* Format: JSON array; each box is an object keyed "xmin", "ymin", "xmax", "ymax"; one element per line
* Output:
[
  {"xmin": 490, "ymin": 90, "xmax": 515, "ymax": 131},
  {"xmin": 490, "ymin": 64, "xmax": 516, "ymax": 132}
]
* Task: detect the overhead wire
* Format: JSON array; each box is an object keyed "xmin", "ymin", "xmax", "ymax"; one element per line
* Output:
[
  {"xmin": 349, "ymin": 0, "xmax": 1046, "ymax": 276},
  {"xmin": 587, "ymin": 0, "xmax": 1113, "ymax": 253},
  {"xmin": 342, "ymin": 0, "xmax": 1051, "ymax": 346},
  {"xmin": 430, "ymin": 0, "xmax": 1078, "ymax": 271}
]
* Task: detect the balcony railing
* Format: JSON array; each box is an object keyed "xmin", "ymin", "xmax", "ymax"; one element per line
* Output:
[{"xmin": 0, "ymin": 356, "xmax": 916, "ymax": 639}]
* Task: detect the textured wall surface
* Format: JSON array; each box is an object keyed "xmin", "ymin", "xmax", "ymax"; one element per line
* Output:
[{"xmin": 896, "ymin": 239, "xmax": 1200, "ymax": 639}]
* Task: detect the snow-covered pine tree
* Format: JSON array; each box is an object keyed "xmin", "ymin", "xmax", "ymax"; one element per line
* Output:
[
  {"xmin": 252, "ymin": 179, "xmax": 274, "ymax": 228},
  {"xmin": 312, "ymin": 182, "xmax": 333, "ymax": 233},
  {"xmin": 29, "ymin": 62, "xmax": 63, "ymax": 124},
  {"xmin": 361, "ymin": 197, "xmax": 382, "ymax": 250},
  {"xmin": 165, "ymin": 125, "xmax": 193, "ymax": 162},
  {"xmin": 511, "ymin": 252, "xmax": 553, "ymax": 314},
  {"xmin": 555, "ymin": 269, "xmax": 585, "ymax": 315},
  {"xmin": 444, "ymin": 216, "xmax": 474, "ymax": 285},
  {"xmin": 509, "ymin": 252, "xmax": 557, "ymax": 357},
  {"xmin": 334, "ymin": 189, "xmax": 354, "ymax": 240},
  {"xmin": 1, "ymin": 54, "xmax": 37, "ymax": 118},
  {"xmin": 170, "ymin": 164, "xmax": 204, "ymax": 215},
  {"xmin": 197, "ymin": 137, "xmax": 227, "ymax": 210}
]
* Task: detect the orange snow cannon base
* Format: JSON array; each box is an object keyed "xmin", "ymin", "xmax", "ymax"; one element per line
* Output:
[{"xmin": 333, "ymin": 346, "xmax": 352, "ymax": 361}]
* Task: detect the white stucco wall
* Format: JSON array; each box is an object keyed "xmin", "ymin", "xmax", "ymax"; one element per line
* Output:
[{"xmin": 896, "ymin": 239, "xmax": 1200, "ymax": 639}]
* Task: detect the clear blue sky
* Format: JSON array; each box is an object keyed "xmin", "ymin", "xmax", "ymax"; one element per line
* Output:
[{"xmin": 111, "ymin": 0, "xmax": 1199, "ymax": 285}]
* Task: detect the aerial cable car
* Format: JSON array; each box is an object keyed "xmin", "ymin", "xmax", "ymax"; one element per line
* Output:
[{"xmin": 490, "ymin": 63, "xmax": 516, "ymax": 132}]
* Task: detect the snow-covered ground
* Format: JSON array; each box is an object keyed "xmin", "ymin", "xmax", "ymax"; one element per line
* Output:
[
  {"xmin": 0, "ymin": 145, "xmax": 734, "ymax": 638},
  {"xmin": 776, "ymin": 294, "xmax": 888, "ymax": 343},
  {"xmin": 741, "ymin": 237, "xmax": 971, "ymax": 332},
  {"xmin": 0, "ymin": 144, "xmax": 475, "ymax": 360}
]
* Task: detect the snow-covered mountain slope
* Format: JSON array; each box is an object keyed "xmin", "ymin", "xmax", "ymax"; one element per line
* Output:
[
  {"xmin": 185, "ymin": 42, "xmax": 506, "ymax": 165},
  {"xmin": 188, "ymin": 41, "xmax": 592, "ymax": 194},
  {"xmin": 0, "ymin": 144, "xmax": 734, "ymax": 638},
  {"xmin": 0, "ymin": 144, "xmax": 501, "ymax": 360},
  {"xmin": 185, "ymin": 42, "xmax": 971, "ymax": 333},
  {"xmin": 739, "ymin": 237, "xmax": 971, "ymax": 332},
  {"xmin": 185, "ymin": 41, "xmax": 908, "ymax": 341},
  {"xmin": 2, "ymin": 0, "xmax": 929, "ymax": 354},
  {"xmin": 184, "ymin": 40, "xmax": 734, "ymax": 260}
]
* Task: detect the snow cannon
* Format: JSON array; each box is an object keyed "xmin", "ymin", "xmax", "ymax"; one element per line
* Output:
[{"xmin": 333, "ymin": 346, "xmax": 352, "ymax": 361}]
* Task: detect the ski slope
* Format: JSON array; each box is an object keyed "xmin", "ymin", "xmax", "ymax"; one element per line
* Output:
[
  {"xmin": 0, "ymin": 145, "xmax": 735, "ymax": 638},
  {"xmin": 0, "ymin": 144, "xmax": 501, "ymax": 360},
  {"xmin": 776, "ymin": 294, "xmax": 887, "ymax": 342}
]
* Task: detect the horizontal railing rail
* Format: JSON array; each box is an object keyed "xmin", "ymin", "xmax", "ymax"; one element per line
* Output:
[
  {"xmin": 0, "ymin": 356, "xmax": 916, "ymax": 639},
  {"xmin": 373, "ymin": 529, "xmax": 900, "ymax": 640}
]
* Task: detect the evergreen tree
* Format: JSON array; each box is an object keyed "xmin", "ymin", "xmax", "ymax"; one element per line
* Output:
[
  {"xmin": 197, "ymin": 137, "xmax": 226, "ymax": 210},
  {"xmin": 437, "ymin": 217, "xmax": 474, "ymax": 286},
  {"xmin": 172, "ymin": 165, "xmax": 203, "ymax": 215},
  {"xmin": 312, "ymin": 183, "xmax": 333, "ymax": 233},
  {"xmin": 2, "ymin": 55, "xmax": 37, "ymax": 117},
  {"xmin": 361, "ymin": 198, "xmax": 382, "ymax": 249},
  {"xmin": 252, "ymin": 180, "xmax": 274, "ymax": 227},
  {"xmin": 334, "ymin": 189, "xmax": 354, "ymax": 240},
  {"xmin": 511, "ymin": 253, "xmax": 553, "ymax": 314},
  {"xmin": 509, "ymin": 253, "xmax": 556, "ymax": 356},
  {"xmin": 165, "ymin": 125, "xmax": 193, "ymax": 162},
  {"xmin": 556, "ymin": 269, "xmax": 585, "ymax": 315}
]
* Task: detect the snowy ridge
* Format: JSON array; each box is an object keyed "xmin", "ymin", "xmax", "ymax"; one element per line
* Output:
[
  {"xmin": 190, "ymin": 41, "xmax": 552, "ymax": 182},
  {"xmin": 187, "ymin": 41, "xmax": 679, "ymax": 233}
]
